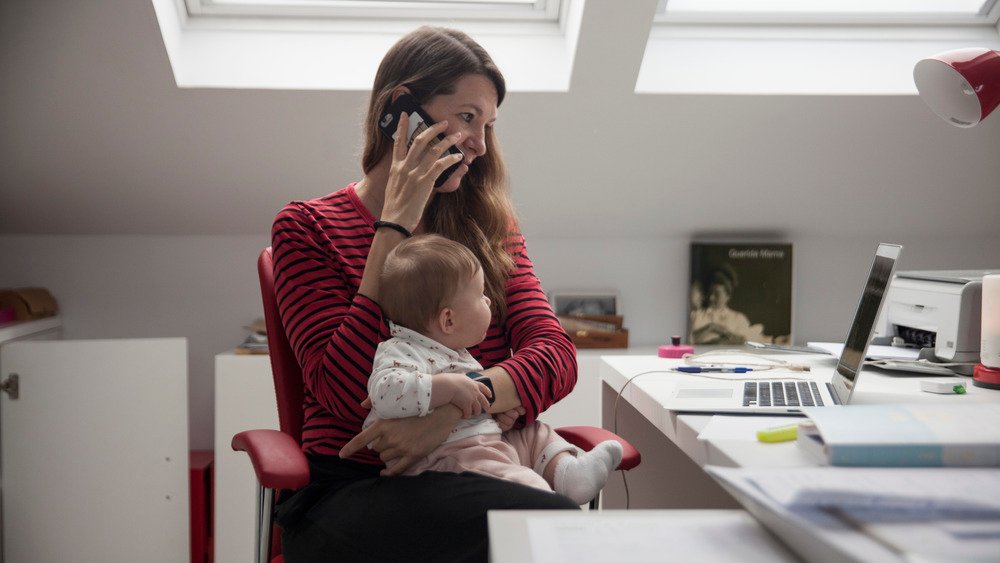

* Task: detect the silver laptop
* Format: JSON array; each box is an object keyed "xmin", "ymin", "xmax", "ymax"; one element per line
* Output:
[{"xmin": 665, "ymin": 243, "xmax": 902, "ymax": 414}]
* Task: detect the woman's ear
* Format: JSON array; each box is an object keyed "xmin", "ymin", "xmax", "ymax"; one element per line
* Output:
[{"xmin": 390, "ymin": 85, "xmax": 412, "ymax": 104}]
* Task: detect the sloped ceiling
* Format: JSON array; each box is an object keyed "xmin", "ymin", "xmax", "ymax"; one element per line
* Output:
[{"xmin": 2, "ymin": 1, "xmax": 999, "ymax": 239}]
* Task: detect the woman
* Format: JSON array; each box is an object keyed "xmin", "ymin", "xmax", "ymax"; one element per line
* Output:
[{"xmin": 270, "ymin": 26, "xmax": 579, "ymax": 562}]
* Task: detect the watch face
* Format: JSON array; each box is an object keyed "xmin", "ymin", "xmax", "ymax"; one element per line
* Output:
[{"xmin": 471, "ymin": 375, "xmax": 496, "ymax": 405}]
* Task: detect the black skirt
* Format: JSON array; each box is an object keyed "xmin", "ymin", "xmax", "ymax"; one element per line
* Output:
[{"xmin": 275, "ymin": 454, "xmax": 579, "ymax": 563}]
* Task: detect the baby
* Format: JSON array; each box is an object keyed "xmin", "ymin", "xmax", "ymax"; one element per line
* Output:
[{"xmin": 365, "ymin": 234, "xmax": 622, "ymax": 504}]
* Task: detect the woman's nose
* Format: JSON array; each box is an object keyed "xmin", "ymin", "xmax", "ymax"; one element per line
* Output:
[{"xmin": 464, "ymin": 129, "xmax": 487, "ymax": 158}]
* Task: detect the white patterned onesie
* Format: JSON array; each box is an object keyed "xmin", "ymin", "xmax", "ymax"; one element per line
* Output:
[{"xmin": 364, "ymin": 322, "xmax": 575, "ymax": 490}]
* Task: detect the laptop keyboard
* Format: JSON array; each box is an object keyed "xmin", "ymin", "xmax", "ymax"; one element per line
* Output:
[{"xmin": 742, "ymin": 381, "xmax": 824, "ymax": 407}]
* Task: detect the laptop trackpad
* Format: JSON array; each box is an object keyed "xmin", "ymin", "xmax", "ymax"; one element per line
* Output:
[{"xmin": 675, "ymin": 388, "xmax": 734, "ymax": 399}]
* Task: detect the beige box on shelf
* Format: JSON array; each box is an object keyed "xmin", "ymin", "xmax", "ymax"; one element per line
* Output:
[
  {"xmin": 557, "ymin": 314, "xmax": 629, "ymax": 349},
  {"xmin": 0, "ymin": 287, "xmax": 59, "ymax": 321}
]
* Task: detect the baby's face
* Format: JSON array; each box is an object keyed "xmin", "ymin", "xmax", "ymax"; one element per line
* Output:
[{"xmin": 448, "ymin": 268, "xmax": 492, "ymax": 348}]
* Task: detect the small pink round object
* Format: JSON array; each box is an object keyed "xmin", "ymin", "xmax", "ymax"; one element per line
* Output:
[{"xmin": 658, "ymin": 335, "xmax": 694, "ymax": 359}]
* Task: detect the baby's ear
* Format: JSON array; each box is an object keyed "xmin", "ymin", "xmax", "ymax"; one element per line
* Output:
[{"xmin": 435, "ymin": 308, "xmax": 455, "ymax": 334}]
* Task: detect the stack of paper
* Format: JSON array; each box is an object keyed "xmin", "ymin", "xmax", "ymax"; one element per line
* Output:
[
  {"xmin": 709, "ymin": 465, "xmax": 1000, "ymax": 563},
  {"xmin": 739, "ymin": 466, "xmax": 1000, "ymax": 516}
]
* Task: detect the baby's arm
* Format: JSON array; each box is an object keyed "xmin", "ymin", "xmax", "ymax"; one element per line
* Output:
[
  {"xmin": 369, "ymin": 342, "xmax": 434, "ymax": 419},
  {"xmin": 431, "ymin": 373, "xmax": 492, "ymax": 419}
]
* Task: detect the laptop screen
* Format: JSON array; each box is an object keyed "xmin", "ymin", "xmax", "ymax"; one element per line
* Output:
[{"xmin": 831, "ymin": 243, "xmax": 902, "ymax": 402}]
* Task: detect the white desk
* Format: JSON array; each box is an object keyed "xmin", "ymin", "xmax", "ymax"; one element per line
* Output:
[
  {"xmin": 597, "ymin": 354, "xmax": 1000, "ymax": 561},
  {"xmin": 488, "ymin": 509, "xmax": 798, "ymax": 563},
  {"xmin": 600, "ymin": 354, "xmax": 1000, "ymax": 486}
]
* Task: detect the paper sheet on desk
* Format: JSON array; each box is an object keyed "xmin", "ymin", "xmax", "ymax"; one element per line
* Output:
[
  {"xmin": 807, "ymin": 342, "xmax": 919, "ymax": 360},
  {"xmin": 742, "ymin": 467, "xmax": 1000, "ymax": 516},
  {"xmin": 698, "ymin": 416, "xmax": 801, "ymax": 442},
  {"xmin": 526, "ymin": 515, "xmax": 786, "ymax": 563}
]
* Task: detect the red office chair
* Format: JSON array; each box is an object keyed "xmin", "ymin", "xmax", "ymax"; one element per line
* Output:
[{"xmin": 233, "ymin": 247, "xmax": 641, "ymax": 563}]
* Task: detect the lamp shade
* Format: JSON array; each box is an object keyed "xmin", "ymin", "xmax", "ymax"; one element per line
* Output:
[{"xmin": 913, "ymin": 48, "xmax": 1000, "ymax": 128}]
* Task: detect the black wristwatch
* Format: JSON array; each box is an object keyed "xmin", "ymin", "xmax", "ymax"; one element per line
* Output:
[{"xmin": 467, "ymin": 371, "xmax": 495, "ymax": 405}]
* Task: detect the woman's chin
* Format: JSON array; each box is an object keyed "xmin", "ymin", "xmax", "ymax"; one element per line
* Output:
[{"xmin": 433, "ymin": 165, "xmax": 469, "ymax": 194}]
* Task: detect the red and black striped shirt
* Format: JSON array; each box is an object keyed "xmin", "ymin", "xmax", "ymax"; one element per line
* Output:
[{"xmin": 271, "ymin": 184, "xmax": 577, "ymax": 465}]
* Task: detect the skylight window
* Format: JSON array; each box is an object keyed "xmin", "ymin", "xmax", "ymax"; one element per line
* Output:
[
  {"xmin": 655, "ymin": 0, "xmax": 1000, "ymax": 25},
  {"xmin": 639, "ymin": 0, "xmax": 1000, "ymax": 94},
  {"xmin": 184, "ymin": 0, "xmax": 562, "ymax": 22},
  {"xmin": 154, "ymin": 0, "xmax": 581, "ymax": 91}
]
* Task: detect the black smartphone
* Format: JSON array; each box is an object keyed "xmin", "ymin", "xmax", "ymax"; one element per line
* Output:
[{"xmin": 378, "ymin": 93, "xmax": 465, "ymax": 188}]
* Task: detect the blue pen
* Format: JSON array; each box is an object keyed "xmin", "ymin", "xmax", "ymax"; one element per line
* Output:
[{"xmin": 675, "ymin": 366, "xmax": 753, "ymax": 374}]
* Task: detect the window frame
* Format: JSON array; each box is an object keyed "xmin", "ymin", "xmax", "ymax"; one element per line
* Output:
[
  {"xmin": 653, "ymin": 0, "xmax": 1000, "ymax": 27},
  {"xmin": 183, "ymin": 0, "xmax": 563, "ymax": 22}
]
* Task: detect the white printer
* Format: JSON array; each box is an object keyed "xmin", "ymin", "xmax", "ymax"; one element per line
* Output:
[{"xmin": 879, "ymin": 270, "xmax": 1000, "ymax": 371}]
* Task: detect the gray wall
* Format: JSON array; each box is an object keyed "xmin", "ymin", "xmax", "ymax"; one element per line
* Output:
[{"xmin": 2, "ymin": 0, "xmax": 999, "ymax": 449}]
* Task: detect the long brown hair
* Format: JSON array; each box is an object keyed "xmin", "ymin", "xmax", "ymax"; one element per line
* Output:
[{"xmin": 362, "ymin": 26, "xmax": 516, "ymax": 322}]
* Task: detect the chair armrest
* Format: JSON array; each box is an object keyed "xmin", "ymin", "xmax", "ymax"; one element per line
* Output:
[
  {"xmin": 555, "ymin": 426, "xmax": 641, "ymax": 471},
  {"xmin": 232, "ymin": 429, "xmax": 310, "ymax": 490}
]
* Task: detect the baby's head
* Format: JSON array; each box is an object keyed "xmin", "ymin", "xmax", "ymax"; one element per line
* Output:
[{"xmin": 380, "ymin": 234, "xmax": 492, "ymax": 349}]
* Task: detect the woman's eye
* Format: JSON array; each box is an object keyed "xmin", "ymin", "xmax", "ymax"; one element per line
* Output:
[{"xmin": 459, "ymin": 113, "xmax": 474, "ymax": 123}]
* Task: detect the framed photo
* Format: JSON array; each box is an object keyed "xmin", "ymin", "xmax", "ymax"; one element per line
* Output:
[
  {"xmin": 688, "ymin": 242, "xmax": 792, "ymax": 346},
  {"xmin": 551, "ymin": 292, "xmax": 618, "ymax": 317}
]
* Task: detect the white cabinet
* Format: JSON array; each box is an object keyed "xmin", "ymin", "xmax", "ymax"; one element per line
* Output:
[
  {"xmin": 0, "ymin": 317, "xmax": 62, "ymax": 347},
  {"xmin": 213, "ymin": 353, "xmax": 279, "ymax": 563},
  {"xmin": 1, "ymin": 332, "xmax": 188, "ymax": 563}
]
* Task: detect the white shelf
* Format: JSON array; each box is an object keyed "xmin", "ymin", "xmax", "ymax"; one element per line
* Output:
[{"xmin": 0, "ymin": 317, "xmax": 62, "ymax": 345}]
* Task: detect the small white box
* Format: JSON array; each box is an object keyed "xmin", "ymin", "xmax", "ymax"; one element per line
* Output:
[{"xmin": 919, "ymin": 379, "xmax": 967, "ymax": 394}]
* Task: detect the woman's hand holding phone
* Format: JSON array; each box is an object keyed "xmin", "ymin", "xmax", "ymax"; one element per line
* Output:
[{"xmin": 380, "ymin": 112, "xmax": 464, "ymax": 232}]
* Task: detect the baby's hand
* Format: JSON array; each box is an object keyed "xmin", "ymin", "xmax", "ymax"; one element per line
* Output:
[{"xmin": 440, "ymin": 373, "xmax": 491, "ymax": 419}]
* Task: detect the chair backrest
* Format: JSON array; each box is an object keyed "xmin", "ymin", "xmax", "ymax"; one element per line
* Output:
[{"xmin": 258, "ymin": 247, "xmax": 305, "ymax": 442}]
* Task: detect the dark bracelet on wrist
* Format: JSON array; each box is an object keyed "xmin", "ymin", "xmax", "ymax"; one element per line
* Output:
[
  {"xmin": 373, "ymin": 220, "xmax": 412, "ymax": 238},
  {"xmin": 467, "ymin": 371, "xmax": 495, "ymax": 405}
]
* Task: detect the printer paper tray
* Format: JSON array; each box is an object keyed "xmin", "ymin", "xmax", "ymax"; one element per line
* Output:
[{"xmin": 867, "ymin": 360, "xmax": 958, "ymax": 376}]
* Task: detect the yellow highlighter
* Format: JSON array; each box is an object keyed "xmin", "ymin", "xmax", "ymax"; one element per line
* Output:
[{"xmin": 756, "ymin": 423, "xmax": 800, "ymax": 443}]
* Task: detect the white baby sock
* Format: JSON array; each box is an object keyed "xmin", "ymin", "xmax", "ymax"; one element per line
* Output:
[{"xmin": 553, "ymin": 440, "xmax": 624, "ymax": 505}]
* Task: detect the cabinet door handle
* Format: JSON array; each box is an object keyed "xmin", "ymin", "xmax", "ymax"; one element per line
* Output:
[{"xmin": 1, "ymin": 373, "xmax": 19, "ymax": 400}]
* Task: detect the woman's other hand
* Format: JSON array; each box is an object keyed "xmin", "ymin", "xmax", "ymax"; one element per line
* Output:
[
  {"xmin": 339, "ymin": 404, "xmax": 462, "ymax": 475},
  {"xmin": 494, "ymin": 406, "xmax": 525, "ymax": 431},
  {"xmin": 381, "ymin": 112, "xmax": 463, "ymax": 231}
]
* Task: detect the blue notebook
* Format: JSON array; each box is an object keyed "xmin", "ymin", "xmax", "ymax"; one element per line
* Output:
[{"xmin": 797, "ymin": 404, "xmax": 1000, "ymax": 467}]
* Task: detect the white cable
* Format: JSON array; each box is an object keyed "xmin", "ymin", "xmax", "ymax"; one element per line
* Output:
[
  {"xmin": 610, "ymin": 370, "xmax": 672, "ymax": 510},
  {"xmin": 681, "ymin": 348, "xmax": 812, "ymax": 372}
]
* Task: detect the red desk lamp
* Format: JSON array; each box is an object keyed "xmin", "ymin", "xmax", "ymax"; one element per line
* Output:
[
  {"xmin": 913, "ymin": 47, "xmax": 1000, "ymax": 128},
  {"xmin": 914, "ymin": 49, "xmax": 1000, "ymax": 389}
]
